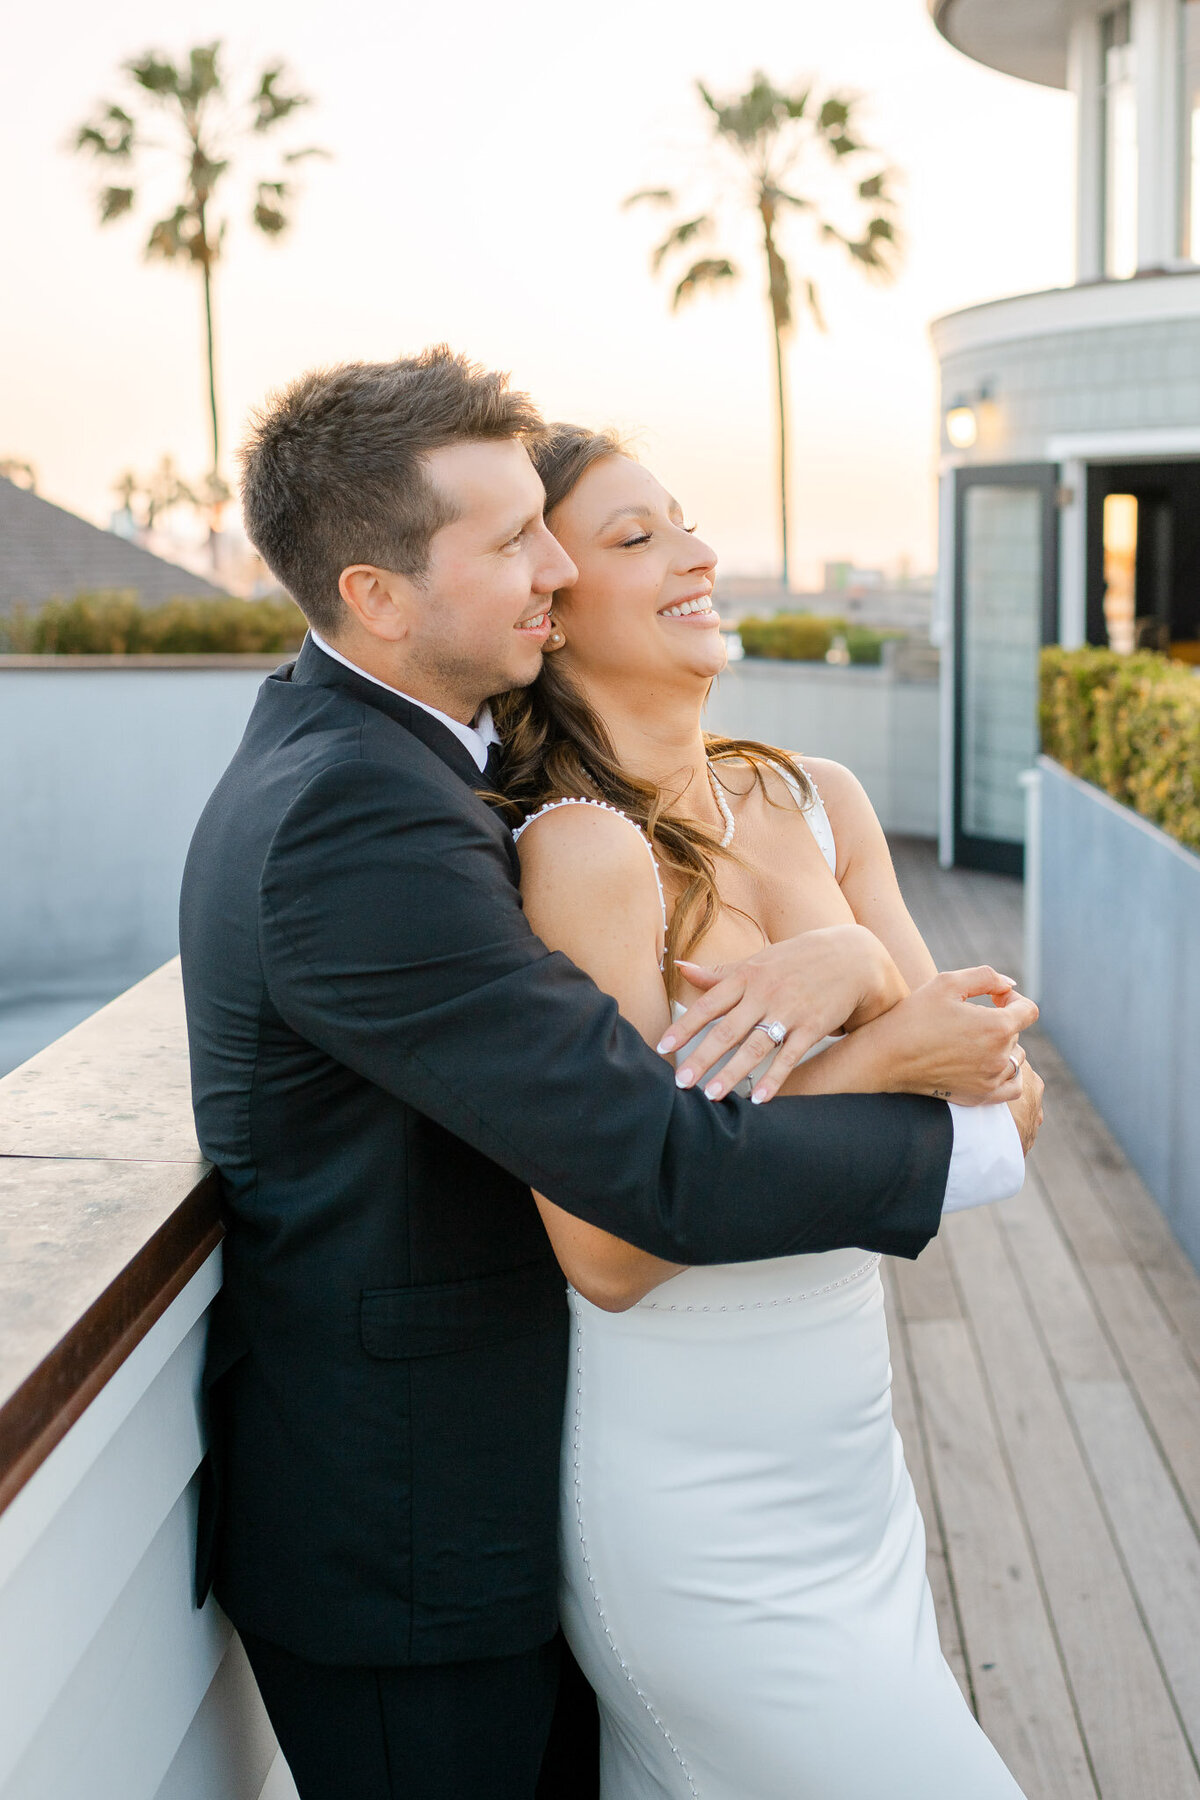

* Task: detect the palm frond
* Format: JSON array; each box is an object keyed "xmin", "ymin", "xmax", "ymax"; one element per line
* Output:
[
  {"xmin": 254, "ymin": 64, "xmax": 311, "ymax": 132},
  {"xmin": 818, "ymin": 97, "xmax": 851, "ymax": 131},
  {"xmin": 671, "ymin": 257, "xmax": 739, "ymax": 310},
  {"xmin": 185, "ymin": 43, "xmax": 222, "ymax": 104},
  {"xmin": 145, "ymin": 205, "xmax": 190, "ymax": 262},
  {"xmin": 768, "ymin": 186, "xmax": 813, "ymax": 212},
  {"xmin": 125, "ymin": 53, "xmax": 182, "ymax": 96},
  {"xmin": 75, "ymin": 105, "xmax": 135, "ymax": 159},
  {"xmin": 255, "ymin": 177, "xmax": 291, "ymax": 232},
  {"xmin": 650, "ymin": 214, "xmax": 713, "ymax": 274},
  {"xmin": 189, "ymin": 149, "xmax": 229, "ymax": 201},
  {"xmin": 843, "ymin": 215, "xmax": 900, "ymax": 280},
  {"xmin": 803, "ymin": 278, "xmax": 826, "ymax": 332},
  {"xmin": 99, "ymin": 185, "xmax": 135, "ymax": 223}
]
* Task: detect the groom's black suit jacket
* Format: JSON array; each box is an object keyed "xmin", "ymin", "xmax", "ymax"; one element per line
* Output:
[{"xmin": 179, "ymin": 634, "xmax": 952, "ymax": 1668}]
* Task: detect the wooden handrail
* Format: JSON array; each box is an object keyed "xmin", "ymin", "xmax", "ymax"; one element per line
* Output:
[{"xmin": 0, "ymin": 961, "xmax": 215, "ymax": 1517}]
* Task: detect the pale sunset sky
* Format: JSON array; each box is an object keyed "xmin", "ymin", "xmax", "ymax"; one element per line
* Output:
[{"xmin": 3, "ymin": 0, "xmax": 1074, "ymax": 586}]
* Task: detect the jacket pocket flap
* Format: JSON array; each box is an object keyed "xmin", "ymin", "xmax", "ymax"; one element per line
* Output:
[{"xmin": 360, "ymin": 1260, "xmax": 565, "ymax": 1360}]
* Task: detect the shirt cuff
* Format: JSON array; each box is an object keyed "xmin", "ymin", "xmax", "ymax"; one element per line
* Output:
[{"xmin": 943, "ymin": 1102, "xmax": 1025, "ymax": 1214}]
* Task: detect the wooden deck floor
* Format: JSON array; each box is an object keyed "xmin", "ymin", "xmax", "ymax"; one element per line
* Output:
[{"xmin": 888, "ymin": 838, "xmax": 1200, "ymax": 1800}]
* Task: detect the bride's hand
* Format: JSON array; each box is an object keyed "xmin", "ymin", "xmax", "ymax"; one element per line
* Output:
[
  {"xmin": 854, "ymin": 968, "xmax": 1040, "ymax": 1107},
  {"xmin": 659, "ymin": 924, "xmax": 911, "ymax": 1101}
]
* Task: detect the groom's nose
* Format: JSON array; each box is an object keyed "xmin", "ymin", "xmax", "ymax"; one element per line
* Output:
[{"xmin": 535, "ymin": 530, "xmax": 578, "ymax": 594}]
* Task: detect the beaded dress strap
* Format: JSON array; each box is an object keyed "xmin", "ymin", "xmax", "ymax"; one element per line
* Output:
[
  {"xmin": 513, "ymin": 797, "xmax": 668, "ymax": 969},
  {"xmin": 777, "ymin": 760, "xmax": 836, "ymax": 876}
]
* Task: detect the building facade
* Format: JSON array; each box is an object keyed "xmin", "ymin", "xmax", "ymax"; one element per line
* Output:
[{"xmin": 930, "ymin": 0, "xmax": 1200, "ymax": 869}]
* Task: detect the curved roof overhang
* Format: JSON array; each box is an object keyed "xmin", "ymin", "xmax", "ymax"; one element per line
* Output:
[{"xmin": 929, "ymin": 0, "xmax": 1070, "ymax": 90}]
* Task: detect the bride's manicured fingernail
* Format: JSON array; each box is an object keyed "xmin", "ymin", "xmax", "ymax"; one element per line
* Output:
[
  {"xmin": 704, "ymin": 1081, "xmax": 723, "ymax": 1100},
  {"xmin": 675, "ymin": 1068, "xmax": 694, "ymax": 1088},
  {"xmin": 750, "ymin": 1087, "xmax": 767, "ymax": 1105},
  {"xmin": 657, "ymin": 1035, "xmax": 676, "ymax": 1054}
]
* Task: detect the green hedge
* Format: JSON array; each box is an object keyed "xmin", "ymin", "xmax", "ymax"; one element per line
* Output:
[
  {"xmin": 0, "ymin": 590, "xmax": 307, "ymax": 655},
  {"xmin": 737, "ymin": 613, "xmax": 903, "ymax": 664},
  {"xmin": 1040, "ymin": 646, "xmax": 1200, "ymax": 853}
]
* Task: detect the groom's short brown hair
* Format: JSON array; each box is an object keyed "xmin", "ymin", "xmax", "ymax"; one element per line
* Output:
[{"xmin": 239, "ymin": 346, "xmax": 543, "ymax": 635}]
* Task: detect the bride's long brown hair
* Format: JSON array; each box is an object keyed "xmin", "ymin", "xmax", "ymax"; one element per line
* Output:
[{"xmin": 492, "ymin": 424, "xmax": 814, "ymax": 996}]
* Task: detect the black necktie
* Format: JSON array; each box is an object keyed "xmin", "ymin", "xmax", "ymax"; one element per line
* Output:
[{"xmin": 482, "ymin": 740, "xmax": 504, "ymax": 788}]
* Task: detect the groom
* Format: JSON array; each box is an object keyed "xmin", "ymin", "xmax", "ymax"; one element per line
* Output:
[{"xmin": 179, "ymin": 347, "xmax": 1037, "ymax": 1800}]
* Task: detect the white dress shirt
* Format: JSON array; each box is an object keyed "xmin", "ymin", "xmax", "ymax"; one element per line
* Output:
[
  {"xmin": 308, "ymin": 631, "xmax": 1024, "ymax": 1213},
  {"xmin": 309, "ymin": 628, "xmax": 500, "ymax": 773},
  {"xmin": 943, "ymin": 1102, "xmax": 1025, "ymax": 1211}
]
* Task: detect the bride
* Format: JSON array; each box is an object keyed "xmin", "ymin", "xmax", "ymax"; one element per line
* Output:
[{"xmin": 494, "ymin": 426, "xmax": 1032, "ymax": 1799}]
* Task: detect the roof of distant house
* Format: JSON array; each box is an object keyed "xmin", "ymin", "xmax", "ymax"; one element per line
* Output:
[{"xmin": 0, "ymin": 478, "xmax": 224, "ymax": 615}]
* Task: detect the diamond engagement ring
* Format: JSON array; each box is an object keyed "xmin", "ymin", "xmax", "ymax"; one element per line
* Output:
[{"xmin": 755, "ymin": 1020, "xmax": 788, "ymax": 1047}]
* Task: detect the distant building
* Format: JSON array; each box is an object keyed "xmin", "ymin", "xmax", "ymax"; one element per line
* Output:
[
  {"xmin": 0, "ymin": 476, "xmax": 224, "ymax": 616},
  {"xmin": 930, "ymin": 0, "xmax": 1200, "ymax": 872}
]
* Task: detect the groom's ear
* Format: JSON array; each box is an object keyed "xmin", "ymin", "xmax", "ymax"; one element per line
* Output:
[{"xmin": 337, "ymin": 564, "xmax": 414, "ymax": 643}]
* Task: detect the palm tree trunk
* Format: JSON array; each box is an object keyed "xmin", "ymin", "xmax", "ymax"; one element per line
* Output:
[
  {"xmin": 772, "ymin": 317, "xmax": 789, "ymax": 591},
  {"xmin": 199, "ymin": 211, "xmax": 221, "ymax": 571}
]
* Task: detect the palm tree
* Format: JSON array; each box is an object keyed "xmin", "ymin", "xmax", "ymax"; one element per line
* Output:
[
  {"xmin": 627, "ymin": 73, "xmax": 900, "ymax": 590},
  {"xmin": 75, "ymin": 43, "xmax": 325, "ymax": 551}
]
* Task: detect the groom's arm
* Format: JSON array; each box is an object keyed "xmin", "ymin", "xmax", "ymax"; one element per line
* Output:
[{"xmin": 258, "ymin": 759, "xmax": 953, "ymax": 1263}]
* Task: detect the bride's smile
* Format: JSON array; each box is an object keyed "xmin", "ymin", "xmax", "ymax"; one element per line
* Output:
[{"xmin": 543, "ymin": 452, "xmax": 726, "ymax": 688}]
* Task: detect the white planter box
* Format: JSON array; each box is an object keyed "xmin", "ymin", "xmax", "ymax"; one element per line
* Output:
[{"xmin": 1029, "ymin": 756, "xmax": 1200, "ymax": 1269}]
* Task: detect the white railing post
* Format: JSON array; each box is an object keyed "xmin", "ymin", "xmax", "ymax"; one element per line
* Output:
[{"xmin": 1019, "ymin": 766, "xmax": 1044, "ymax": 1003}]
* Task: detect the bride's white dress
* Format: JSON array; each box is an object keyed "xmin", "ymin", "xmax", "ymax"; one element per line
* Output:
[{"xmin": 515, "ymin": 781, "xmax": 1026, "ymax": 1800}]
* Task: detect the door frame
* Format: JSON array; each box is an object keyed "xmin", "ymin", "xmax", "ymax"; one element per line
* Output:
[{"xmin": 953, "ymin": 462, "xmax": 1060, "ymax": 875}]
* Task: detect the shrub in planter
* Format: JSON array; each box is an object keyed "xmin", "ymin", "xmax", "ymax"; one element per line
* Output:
[
  {"xmin": 845, "ymin": 626, "xmax": 904, "ymax": 666},
  {"xmin": 1039, "ymin": 646, "xmax": 1200, "ymax": 852},
  {"xmin": 1, "ymin": 590, "xmax": 308, "ymax": 655},
  {"xmin": 737, "ymin": 614, "xmax": 843, "ymax": 660},
  {"xmin": 736, "ymin": 614, "xmax": 904, "ymax": 664}
]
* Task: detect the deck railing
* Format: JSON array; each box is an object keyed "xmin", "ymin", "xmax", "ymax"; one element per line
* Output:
[{"xmin": 0, "ymin": 962, "xmax": 292, "ymax": 1800}]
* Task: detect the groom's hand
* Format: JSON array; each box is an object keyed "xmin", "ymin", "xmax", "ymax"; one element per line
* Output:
[
  {"xmin": 1009, "ymin": 1058, "xmax": 1046, "ymax": 1155},
  {"xmin": 659, "ymin": 924, "xmax": 909, "ymax": 1099}
]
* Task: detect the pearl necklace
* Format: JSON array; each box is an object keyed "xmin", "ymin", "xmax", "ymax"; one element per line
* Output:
[{"xmin": 707, "ymin": 762, "xmax": 735, "ymax": 849}]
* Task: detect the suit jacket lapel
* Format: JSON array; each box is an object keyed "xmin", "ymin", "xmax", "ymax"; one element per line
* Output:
[{"xmin": 286, "ymin": 635, "xmax": 485, "ymax": 790}]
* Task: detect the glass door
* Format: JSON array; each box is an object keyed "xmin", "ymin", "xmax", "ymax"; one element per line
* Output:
[{"xmin": 954, "ymin": 465, "xmax": 1059, "ymax": 874}]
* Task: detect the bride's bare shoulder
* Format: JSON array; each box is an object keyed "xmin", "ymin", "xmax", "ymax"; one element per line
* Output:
[
  {"xmin": 514, "ymin": 800, "xmax": 667, "ymax": 988},
  {"xmin": 514, "ymin": 799, "xmax": 662, "ymax": 904}
]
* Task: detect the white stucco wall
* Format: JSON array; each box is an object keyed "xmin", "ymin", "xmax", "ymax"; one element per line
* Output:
[
  {"xmin": 0, "ymin": 657, "xmax": 938, "ymax": 1063},
  {"xmin": 933, "ymin": 275, "xmax": 1200, "ymax": 465},
  {"xmin": 704, "ymin": 657, "xmax": 939, "ymax": 838},
  {"xmin": 0, "ymin": 665, "xmax": 270, "ymax": 1010}
]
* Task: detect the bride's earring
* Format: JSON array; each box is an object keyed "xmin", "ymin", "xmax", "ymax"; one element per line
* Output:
[{"xmin": 546, "ymin": 617, "xmax": 566, "ymax": 650}]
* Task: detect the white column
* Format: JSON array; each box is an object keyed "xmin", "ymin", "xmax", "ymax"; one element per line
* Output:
[
  {"xmin": 1057, "ymin": 459, "xmax": 1088, "ymax": 647},
  {"xmin": 1135, "ymin": 0, "xmax": 1182, "ymax": 266},
  {"xmin": 1070, "ymin": 11, "xmax": 1105, "ymax": 282},
  {"xmin": 936, "ymin": 469, "xmax": 957, "ymax": 868}
]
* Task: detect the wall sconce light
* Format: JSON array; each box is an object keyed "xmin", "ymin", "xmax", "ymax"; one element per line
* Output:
[
  {"xmin": 945, "ymin": 400, "xmax": 977, "ymax": 448},
  {"xmin": 944, "ymin": 383, "xmax": 993, "ymax": 451}
]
